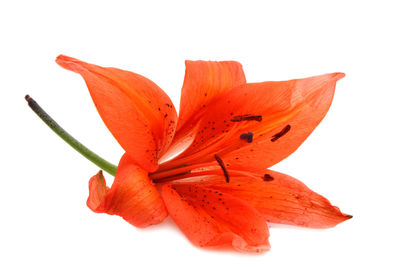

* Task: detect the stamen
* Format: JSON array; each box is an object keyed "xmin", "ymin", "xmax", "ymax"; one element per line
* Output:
[
  {"xmin": 151, "ymin": 171, "xmax": 191, "ymax": 184},
  {"xmin": 271, "ymin": 124, "xmax": 291, "ymax": 142},
  {"xmin": 214, "ymin": 154, "xmax": 230, "ymax": 183},
  {"xmin": 240, "ymin": 132, "xmax": 253, "ymax": 143},
  {"xmin": 263, "ymin": 174, "xmax": 274, "ymax": 181},
  {"xmin": 150, "ymin": 162, "xmax": 211, "ymax": 180},
  {"xmin": 231, "ymin": 114, "xmax": 262, "ymax": 122}
]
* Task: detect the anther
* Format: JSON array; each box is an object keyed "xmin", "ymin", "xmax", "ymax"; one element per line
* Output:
[
  {"xmin": 240, "ymin": 132, "xmax": 253, "ymax": 143},
  {"xmin": 263, "ymin": 174, "xmax": 274, "ymax": 181},
  {"xmin": 231, "ymin": 114, "xmax": 262, "ymax": 122},
  {"xmin": 214, "ymin": 154, "xmax": 230, "ymax": 183},
  {"xmin": 271, "ymin": 125, "xmax": 291, "ymax": 142}
]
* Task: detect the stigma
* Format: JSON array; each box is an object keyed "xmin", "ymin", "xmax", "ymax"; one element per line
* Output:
[{"xmin": 240, "ymin": 132, "xmax": 254, "ymax": 143}]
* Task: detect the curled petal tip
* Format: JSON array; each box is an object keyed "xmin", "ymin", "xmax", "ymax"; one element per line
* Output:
[
  {"xmin": 345, "ymin": 214, "xmax": 353, "ymax": 219},
  {"xmin": 333, "ymin": 72, "xmax": 346, "ymax": 81},
  {"xmin": 55, "ymin": 55, "xmax": 84, "ymax": 73},
  {"xmin": 56, "ymin": 54, "xmax": 76, "ymax": 61},
  {"xmin": 55, "ymin": 54, "xmax": 69, "ymax": 63}
]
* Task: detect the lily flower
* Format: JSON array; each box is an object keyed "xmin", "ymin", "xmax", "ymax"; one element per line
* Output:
[{"xmin": 56, "ymin": 55, "xmax": 351, "ymax": 253}]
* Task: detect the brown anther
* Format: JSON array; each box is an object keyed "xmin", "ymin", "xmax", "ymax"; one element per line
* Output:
[
  {"xmin": 230, "ymin": 114, "xmax": 262, "ymax": 122},
  {"xmin": 271, "ymin": 125, "xmax": 291, "ymax": 142},
  {"xmin": 263, "ymin": 174, "xmax": 274, "ymax": 181},
  {"xmin": 214, "ymin": 154, "xmax": 230, "ymax": 183}
]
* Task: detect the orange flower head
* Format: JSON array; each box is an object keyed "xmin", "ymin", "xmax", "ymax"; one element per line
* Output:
[{"xmin": 56, "ymin": 55, "xmax": 350, "ymax": 253}]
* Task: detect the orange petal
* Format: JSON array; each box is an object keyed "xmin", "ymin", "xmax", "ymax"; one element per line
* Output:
[
  {"xmin": 165, "ymin": 73, "xmax": 344, "ymax": 172},
  {"xmin": 56, "ymin": 55, "xmax": 177, "ymax": 172},
  {"xmin": 181, "ymin": 170, "xmax": 351, "ymax": 228},
  {"xmin": 177, "ymin": 60, "xmax": 246, "ymax": 131},
  {"xmin": 87, "ymin": 154, "xmax": 168, "ymax": 228},
  {"xmin": 163, "ymin": 61, "xmax": 245, "ymax": 161},
  {"xmin": 161, "ymin": 184, "xmax": 270, "ymax": 253}
]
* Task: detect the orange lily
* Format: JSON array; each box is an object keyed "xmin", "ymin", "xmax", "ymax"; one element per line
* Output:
[{"xmin": 56, "ymin": 55, "xmax": 351, "ymax": 253}]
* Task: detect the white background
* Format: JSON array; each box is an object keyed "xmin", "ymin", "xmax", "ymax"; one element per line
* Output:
[{"xmin": 1, "ymin": 0, "xmax": 399, "ymax": 266}]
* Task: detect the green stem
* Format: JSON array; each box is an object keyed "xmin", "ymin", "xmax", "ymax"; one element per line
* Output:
[{"xmin": 25, "ymin": 95, "xmax": 117, "ymax": 176}]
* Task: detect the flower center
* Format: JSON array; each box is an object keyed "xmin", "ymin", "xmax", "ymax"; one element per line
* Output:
[{"xmin": 150, "ymin": 154, "xmax": 231, "ymax": 184}]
